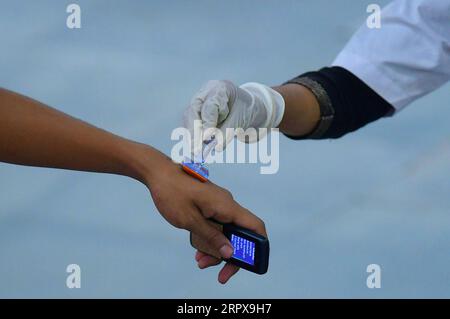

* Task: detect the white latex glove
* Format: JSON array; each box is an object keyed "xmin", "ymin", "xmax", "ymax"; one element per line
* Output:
[{"xmin": 183, "ymin": 80, "xmax": 285, "ymax": 153}]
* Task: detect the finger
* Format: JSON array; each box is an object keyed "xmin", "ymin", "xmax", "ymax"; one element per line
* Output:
[
  {"xmin": 218, "ymin": 263, "xmax": 240, "ymax": 284},
  {"xmin": 183, "ymin": 98, "xmax": 205, "ymax": 156},
  {"xmin": 201, "ymin": 98, "xmax": 229, "ymax": 134},
  {"xmin": 203, "ymin": 126, "xmax": 219, "ymax": 145},
  {"xmin": 214, "ymin": 104, "xmax": 242, "ymax": 152},
  {"xmin": 209, "ymin": 196, "xmax": 268, "ymax": 238},
  {"xmin": 200, "ymin": 99, "xmax": 219, "ymax": 130},
  {"xmin": 195, "ymin": 250, "xmax": 220, "ymax": 263},
  {"xmin": 214, "ymin": 124, "xmax": 235, "ymax": 152},
  {"xmin": 183, "ymin": 95, "xmax": 204, "ymax": 133},
  {"xmin": 195, "ymin": 250, "xmax": 204, "ymax": 262},
  {"xmin": 198, "ymin": 254, "xmax": 222, "ymax": 269},
  {"xmin": 191, "ymin": 229, "xmax": 222, "ymax": 259},
  {"xmin": 189, "ymin": 215, "xmax": 234, "ymax": 259}
]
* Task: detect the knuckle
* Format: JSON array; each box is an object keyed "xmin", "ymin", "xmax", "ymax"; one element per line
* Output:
[
  {"xmin": 220, "ymin": 194, "xmax": 235, "ymax": 211},
  {"xmin": 218, "ymin": 187, "xmax": 233, "ymax": 200},
  {"xmin": 175, "ymin": 210, "xmax": 197, "ymax": 230},
  {"xmin": 260, "ymin": 218, "xmax": 266, "ymax": 230},
  {"xmin": 208, "ymin": 79, "xmax": 222, "ymax": 87},
  {"xmin": 181, "ymin": 213, "xmax": 196, "ymax": 230},
  {"xmin": 202, "ymin": 80, "xmax": 220, "ymax": 94},
  {"xmin": 172, "ymin": 219, "xmax": 185, "ymax": 229},
  {"xmin": 201, "ymin": 209, "xmax": 216, "ymax": 219},
  {"xmin": 170, "ymin": 214, "xmax": 187, "ymax": 229},
  {"xmin": 257, "ymin": 217, "xmax": 267, "ymax": 234},
  {"xmin": 189, "ymin": 96, "xmax": 204, "ymax": 110},
  {"xmin": 225, "ymin": 190, "xmax": 234, "ymax": 199}
]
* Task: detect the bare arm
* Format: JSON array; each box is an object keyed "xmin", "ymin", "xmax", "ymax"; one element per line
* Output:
[
  {"xmin": 0, "ymin": 88, "xmax": 267, "ymax": 284},
  {"xmin": 274, "ymin": 84, "xmax": 320, "ymax": 137},
  {"xmin": 0, "ymin": 88, "xmax": 152, "ymax": 182}
]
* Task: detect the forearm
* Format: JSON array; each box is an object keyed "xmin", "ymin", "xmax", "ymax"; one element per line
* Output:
[
  {"xmin": 0, "ymin": 88, "xmax": 159, "ymax": 184},
  {"xmin": 273, "ymin": 84, "xmax": 320, "ymax": 137},
  {"xmin": 274, "ymin": 67, "xmax": 394, "ymax": 140},
  {"xmin": 0, "ymin": 89, "xmax": 268, "ymax": 274}
]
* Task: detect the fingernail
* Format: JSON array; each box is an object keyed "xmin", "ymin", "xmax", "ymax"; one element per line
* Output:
[{"xmin": 220, "ymin": 245, "xmax": 233, "ymax": 259}]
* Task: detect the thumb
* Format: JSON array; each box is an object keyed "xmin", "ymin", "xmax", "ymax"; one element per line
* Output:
[
  {"xmin": 200, "ymin": 81, "xmax": 232, "ymax": 132},
  {"xmin": 214, "ymin": 119, "xmax": 236, "ymax": 152},
  {"xmin": 200, "ymin": 95, "xmax": 229, "ymax": 132},
  {"xmin": 190, "ymin": 216, "xmax": 234, "ymax": 259}
]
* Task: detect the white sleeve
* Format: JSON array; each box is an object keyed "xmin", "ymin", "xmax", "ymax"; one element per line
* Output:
[{"xmin": 332, "ymin": 0, "xmax": 450, "ymax": 111}]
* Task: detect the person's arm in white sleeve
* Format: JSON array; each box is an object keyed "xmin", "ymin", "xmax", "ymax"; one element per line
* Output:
[
  {"xmin": 333, "ymin": 0, "xmax": 450, "ymax": 111},
  {"xmin": 184, "ymin": 0, "xmax": 450, "ymax": 282},
  {"xmin": 183, "ymin": 0, "xmax": 449, "ymax": 148}
]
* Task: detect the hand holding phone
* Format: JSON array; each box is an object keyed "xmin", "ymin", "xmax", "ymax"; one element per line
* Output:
[{"xmin": 190, "ymin": 220, "xmax": 269, "ymax": 275}]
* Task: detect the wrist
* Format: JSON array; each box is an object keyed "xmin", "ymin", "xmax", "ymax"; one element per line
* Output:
[
  {"xmin": 117, "ymin": 140, "xmax": 170, "ymax": 187},
  {"xmin": 273, "ymin": 84, "xmax": 320, "ymax": 136}
]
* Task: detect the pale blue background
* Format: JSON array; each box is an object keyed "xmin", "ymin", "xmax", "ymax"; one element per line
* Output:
[{"xmin": 0, "ymin": 0, "xmax": 449, "ymax": 298}]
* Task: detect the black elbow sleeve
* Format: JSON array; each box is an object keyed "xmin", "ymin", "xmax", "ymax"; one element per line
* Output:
[{"xmin": 284, "ymin": 66, "xmax": 395, "ymax": 139}]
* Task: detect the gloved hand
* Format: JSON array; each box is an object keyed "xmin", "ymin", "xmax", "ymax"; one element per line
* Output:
[{"xmin": 183, "ymin": 80, "xmax": 285, "ymax": 152}]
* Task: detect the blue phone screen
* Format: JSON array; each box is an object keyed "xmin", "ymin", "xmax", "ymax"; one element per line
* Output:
[{"xmin": 230, "ymin": 234, "xmax": 255, "ymax": 265}]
